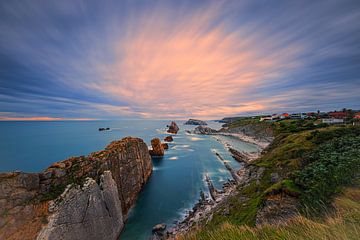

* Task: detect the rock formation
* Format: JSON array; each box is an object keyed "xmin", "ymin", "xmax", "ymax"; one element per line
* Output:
[
  {"xmin": 164, "ymin": 136, "xmax": 173, "ymax": 142},
  {"xmin": 0, "ymin": 137, "xmax": 152, "ymax": 240},
  {"xmin": 37, "ymin": 171, "xmax": 123, "ymax": 240},
  {"xmin": 149, "ymin": 138, "xmax": 165, "ymax": 156},
  {"xmin": 161, "ymin": 143, "xmax": 169, "ymax": 150},
  {"xmin": 191, "ymin": 125, "xmax": 218, "ymax": 134},
  {"xmin": 184, "ymin": 119, "xmax": 207, "ymax": 125},
  {"xmin": 167, "ymin": 121, "xmax": 179, "ymax": 134}
]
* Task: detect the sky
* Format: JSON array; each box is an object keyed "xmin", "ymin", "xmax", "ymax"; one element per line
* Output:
[{"xmin": 0, "ymin": 0, "xmax": 360, "ymax": 120}]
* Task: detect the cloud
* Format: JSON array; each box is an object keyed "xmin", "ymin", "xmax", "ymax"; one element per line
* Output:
[
  {"xmin": 88, "ymin": 3, "xmax": 303, "ymax": 119},
  {"xmin": 0, "ymin": 1, "xmax": 360, "ymax": 119}
]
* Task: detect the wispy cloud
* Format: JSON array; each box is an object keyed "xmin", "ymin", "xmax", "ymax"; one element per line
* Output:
[{"xmin": 0, "ymin": 0, "xmax": 359, "ymax": 119}]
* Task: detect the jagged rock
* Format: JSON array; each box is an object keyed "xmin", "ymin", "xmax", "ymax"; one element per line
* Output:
[
  {"xmin": 184, "ymin": 119, "xmax": 207, "ymax": 125},
  {"xmin": 167, "ymin": 122, "xmax": 179, "ymax": 134},
  {"xmin": 37, "ymin": 171, "xmax": 124, "ymax": 240},
  {"xmin": 164, "ymin": 136, "xmax": 173, "ymax": 142},
  {"xmin": 192, "ymin": 126, "xmax": 217, "ymax": 135},
  {"xmin": 149, "ymin": 138, "xmax": 165, "ymax": 156},
  {"xmin": 256, "ymin": 195, "xmax": 299, "ymax": 226},
  {"xmin": 161, "ymin": 143, "xmax": 169, "ymax": 150}
]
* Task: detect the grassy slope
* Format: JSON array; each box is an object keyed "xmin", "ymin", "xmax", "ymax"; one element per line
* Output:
[{"xmin": 180, "ymin": 119, "xmax": 360, "ymax": 239}]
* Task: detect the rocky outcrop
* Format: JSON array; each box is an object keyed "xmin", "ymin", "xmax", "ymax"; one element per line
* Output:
[
  {"xmin": 161, "ymin": 143, "xmax": 169, "ymax": 150},
  {"xmin": 184, "ymin": 119, "xmax": 207, "ymax": 125},
  {"xmin": 191, "ymin": 125, "xmax": 218, "ymax": 134},
  {"xmin": 164, "ymin": 136, "xmax": 173, "ymax": 142},
  {"xmin": 0, "ymin": 137, "xmax": 152, "ymax": 240},
  {"xmin": 37, "ymin": 171, "xmax": 123, "ymax": 240},
  {"xmin": 149, "ymin": 138, "xmax": 165, "ymax": 157},
  {"xmin": 167, "ymin": 122, "xmax": 179, "ymax": 134}
]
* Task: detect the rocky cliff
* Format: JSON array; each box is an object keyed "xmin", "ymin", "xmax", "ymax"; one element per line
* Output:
[
  {"xmin": 0, "ymin": 137, "xmax": 152, "ymax": 240},
  {"xmin": 184, "ymin": 119, "xmax": 207, "ymax": 125}
]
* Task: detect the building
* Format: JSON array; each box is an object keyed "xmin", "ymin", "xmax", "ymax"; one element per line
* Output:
[
  {"xmin": 354, "ymin": 112, "xmax": 360, "ymax": 120},
  {"xmin": 290, "ymin": 113, "xmax": 307, "ymax": 119},
  {"xmin": 260, "ymin": 116, "xmax": 272, "ymax": 121},
  {"xmin": 328, "ymin": 111, "xmax": 348, "ymax": 119},
  {"xmin": 322, "ymin": 118, "xmax": 344, "ymax": 124}
]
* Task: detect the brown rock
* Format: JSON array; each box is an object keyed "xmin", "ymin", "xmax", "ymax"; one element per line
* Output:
[
  {"xmin": 161, "ymin": 143, "xmax": 169, "ymax": 150},
  {"xmin": 0, "ymin": 137, "xmax": 153, "ymax": 239},
  {"xmin": 149, "ymin": 138, "xmax": 165, "ymax": 156},
  {"xmin": 164, "ymin": 136, "xmax": 173, "ymax": 142},
  {"xmin": 167, "ymin": 121, "xmax": 179, "ymax": 134}
]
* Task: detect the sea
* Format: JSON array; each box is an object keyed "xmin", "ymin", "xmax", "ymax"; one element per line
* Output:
[{"xmin": 0, "ymin": 120, "xmax": 260, "ymax": 239}]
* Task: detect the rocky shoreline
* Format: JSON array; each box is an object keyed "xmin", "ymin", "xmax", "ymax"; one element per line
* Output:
[{"xmin": 166, "ymin": 130, "xmax": 270, "ymax": 239}]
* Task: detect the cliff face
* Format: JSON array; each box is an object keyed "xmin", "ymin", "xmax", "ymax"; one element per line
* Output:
[
  {"xmin": 0, "ymin": 137, "xmax": 152, "ymax": 240},
  {"xmin": 37, "ymin": 171, "xmax": 123, "ymax": 240}
]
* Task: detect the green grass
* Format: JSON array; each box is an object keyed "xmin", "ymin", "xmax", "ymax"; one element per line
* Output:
[
  {"xmin": 180, "ymin": 123, "xmax": 360, "ymax": 239},
  {"xmin": 180, "ymin": 185, "xmax": 360, "ymax": 240}
]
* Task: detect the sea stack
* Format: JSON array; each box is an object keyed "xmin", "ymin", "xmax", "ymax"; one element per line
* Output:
[
  {"xmin": 164, "ymin": 136, "xmax": 173, "ymax": 142},
  {"xmin": 149, "ymin": 138, "xmax": 165, "ymax": 156},
  {"xmin": 167, "ymin": 121, "xmax": 179, "ymax": 134}
]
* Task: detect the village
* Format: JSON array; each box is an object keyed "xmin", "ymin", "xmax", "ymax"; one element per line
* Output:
[{"xmin": 259, "ymin": 108, "xmax": 360, "ymax": 125}]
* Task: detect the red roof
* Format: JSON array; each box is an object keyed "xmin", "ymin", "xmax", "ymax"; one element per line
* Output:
[{"xmin": 329, "ymin": 111, "xmax": 348, "ymax": 119}]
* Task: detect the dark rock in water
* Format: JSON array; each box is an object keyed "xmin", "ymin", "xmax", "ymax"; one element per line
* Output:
[
  {"xmin": 152, "ymin": 223, "xmax": 166, "ymax": 233},
  {"xmin": 164, "ymin": 136, "xmax": 173, "ymax": 142},
  {"xmin": 161, "ymin": 143, "xmax": 169, "ymax": 150},
  {"xmin": 149, "ymin": 138, "xmax": 165, "ymax": 156},
  {"xmin": 192, "ymin": 125, "xmax": 217, "ymax": 134},
  {"xmin": 167, "ymin": 121, "xmax": 179, "ymax": 134},
  {"xmin": 99, "ymin": 127, "xmax": 110, "ymax": 131},
  {"xmin": 184, "ymin": 119, "xmax": 207, "ymax": 125}
]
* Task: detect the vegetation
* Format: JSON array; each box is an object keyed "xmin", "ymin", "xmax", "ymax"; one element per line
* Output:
[
  {"xmin": 181, "ymin": 185, "xmax": 360, "ymax": 240},
  {"xmin": 181, "ymin": 119, "xmax": 360, "ymax": 239}
]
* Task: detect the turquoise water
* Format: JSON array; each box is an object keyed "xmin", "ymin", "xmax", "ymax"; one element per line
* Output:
[{"xmin": 0, "ymin": 120, "xmax": 259, "ymax": 239}]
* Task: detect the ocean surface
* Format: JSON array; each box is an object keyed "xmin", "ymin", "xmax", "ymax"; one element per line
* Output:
[{"xmin": 0, "ymin": 120, "xmax": 259, "ymax": 239}]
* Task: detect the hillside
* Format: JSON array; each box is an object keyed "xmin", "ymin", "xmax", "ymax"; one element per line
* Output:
[{"xmin": 178, "ymin": 118, "xmax": 360, "ymax": 239}]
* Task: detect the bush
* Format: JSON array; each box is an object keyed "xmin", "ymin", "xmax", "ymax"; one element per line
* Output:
[{"xmin": 295, "ymin": 134, "xmax": 360, "ymax": 210}]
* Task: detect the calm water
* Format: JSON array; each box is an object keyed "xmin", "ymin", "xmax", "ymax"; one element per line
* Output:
[{"xmin": 0, "ymin": 120, "xmax": 259, "ymax": 239}]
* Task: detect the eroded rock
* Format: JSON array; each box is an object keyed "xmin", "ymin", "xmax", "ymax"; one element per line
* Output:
[{"xmin": 167, "ymin": 122, "xmax": 179, "ymax": 134}]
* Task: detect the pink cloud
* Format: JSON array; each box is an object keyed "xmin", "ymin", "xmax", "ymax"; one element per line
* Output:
[{"xmin": 87, "ymin": 3, "xmax": 303, "ymax": 119}]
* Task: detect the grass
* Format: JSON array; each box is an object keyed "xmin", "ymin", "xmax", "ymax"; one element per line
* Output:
[
  {"xmin": 179, "ymin": 122, "xmax": 360, "ymax": 239},
  {"xmin": 179, "ymin": 184, "xmax": 360, "ymax": 240}
]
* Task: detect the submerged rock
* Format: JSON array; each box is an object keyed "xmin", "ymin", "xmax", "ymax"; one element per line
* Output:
[
  {"xmin": 167, "ymin": 122, "xmax": 179, "ymax": 134},
  {"xmin": 164, "ymin": 136, "xmax": 173, "ymax": 142},
  {"xmin": 149, "ymin": 138, "xmax": 165, "ymax": 156},
  {"xmin": 184, "ymin": 119, "xmax": 207, "ymax": 125}
]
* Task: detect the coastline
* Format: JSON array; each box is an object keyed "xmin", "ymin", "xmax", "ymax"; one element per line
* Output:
[{"xmin": 166, "ymin": 132, "xmax": 270, "ymax": 238}]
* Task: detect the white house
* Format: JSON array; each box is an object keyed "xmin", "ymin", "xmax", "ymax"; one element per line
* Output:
[{"xmin": 322, "ymin": 118, "xmax": 344, "ymax": 124}]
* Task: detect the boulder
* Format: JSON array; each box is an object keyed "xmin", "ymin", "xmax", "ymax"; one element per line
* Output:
[
  {"xmin": 167, "ymin": 122, "xmax": 179, "ymax": 134},
  {"xmin": 164, "ymin": 136, "xmax": 173, "ymax": 142},
  {"xmin": 152, "ymin": 223, "xmax": 166, "ymax": 233},
  {"xmin": 149, "ymin": 138, "xmax": 165, "ymax": 156},
  {"xmin": 161, "ymin": 143, "xmax": 169, "ymax": 150},
  {"xmin": 184, "ymin": 119, "xmax": 207, "ymax": 125}
]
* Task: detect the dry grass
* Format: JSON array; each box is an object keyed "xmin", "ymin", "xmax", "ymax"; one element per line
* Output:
[{"xmin": 178, "ymin": 186, "xmax": 360, "ymax": 240}]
